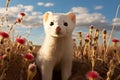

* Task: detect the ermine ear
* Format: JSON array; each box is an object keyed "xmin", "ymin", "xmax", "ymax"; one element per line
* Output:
[
  {"xmin": 68, "ymin": 12, "xmax": 76, "ymax": 23},
  {"xmin": 43, "ymin": 11, "xmax": 52, "ymax": 22}
]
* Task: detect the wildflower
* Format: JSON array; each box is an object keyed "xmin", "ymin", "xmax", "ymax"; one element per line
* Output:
[
  {"xmin": 112, "ymin": 38, "xmax": 119, "ymax": 43},
  {"xmin": 112, "ymin": 38, "xmax": 119, "ymax": 47},
  {"xmin": 16, "ymin": 37, "xmax": 26, "ymax": 45},
  {"xmin": 23, "ymin": 53, "xmax": 34, "ymax": 61},
  {"xmin": 0, "ymin": 32, "xmax": 9, "ymax": 38},
  {"xmin": 20, "ymin": 12, "xmax": 26, "ymax": 17},
  {"xmin": 112, "ymin": 38, "xmax": 120, "ymax": 63},
  {"xmin": 17, "ymin": 18, "xmax": 22, "ymax": 23},
  {"xmin": 86, "ymin": 34, "xmax": 90, "ymax": 39},
  {"xmin": 87, "ymin": 71, "xmax": 99, "ymax": 80}
]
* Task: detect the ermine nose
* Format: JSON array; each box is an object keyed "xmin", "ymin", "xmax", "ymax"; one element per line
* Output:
[{"xmin": 56, "ymin": 26, "xmax": 61, "ymax": 33}]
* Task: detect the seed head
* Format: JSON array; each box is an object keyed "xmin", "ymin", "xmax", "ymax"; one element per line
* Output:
[
  {"xmin": 85, "ymin": 38, "xmax": 89, "ymax": 43},
  {"xmin": 90, "ymin": 25, "xmax": 94, "ymax": 29},
  {"xmin": 102, "ymin": 29, "xmax": 107, "ymax": 34},
  {"xmin": 28, "ymin": 63, "xmax": 37, "ymax": 72}
]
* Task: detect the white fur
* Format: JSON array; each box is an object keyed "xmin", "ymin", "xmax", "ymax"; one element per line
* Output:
[{"xmin": 36, "ymin": 11, "xmax": 76, "ymax": 80}]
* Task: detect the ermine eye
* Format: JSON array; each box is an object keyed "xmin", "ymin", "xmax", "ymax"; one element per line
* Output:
[
  {"xmin": 64, "ymin": 22, "xmax": 68, "ymax": 26},
  {"xmin": 50, "ymin": 22, "xmax": 54, "ymax": 26}
]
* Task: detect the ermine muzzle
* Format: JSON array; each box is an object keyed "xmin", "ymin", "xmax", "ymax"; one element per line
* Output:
[{"xmin": 56, "ymin": 26, "xmax": 61, "ymax": 34}]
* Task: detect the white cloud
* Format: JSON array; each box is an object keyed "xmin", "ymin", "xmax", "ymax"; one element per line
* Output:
[
  {"xmin": 0, "ymin": 4, "xmax": 43, "ymax": 28},
  {"xmin": 112, "ymin": 18, "xmax": 120, "ymax": 26},
  {"xmin": 24, "ymin": 5, "xmax": 34, "ymax": 12},
  {"xmin": 1, "ymin": 4, "xmax": 119, "ymax": 31},
  {"xmin": 31, "ymin": 12, "xmax": 42, "ymax": 16},
  {"xmin": 37, "ymin": 2, "xmax": 44, "ymax": 6},
  {"xmin": 37, "ymin": 2, "xmax": 54, "ymax": 7},
  {"xmin": 71, "ymin": 7, "xmax": 88, "ymax": 14},
  {"xmin": 70, "ymin": 7, "xmax": 114, "ymax": 30},
  {"xmin": 94, "ymin": 5, "xmax": 103, "ymax": 10},
  {"xmin": 44, "ymin": 3, "xmax": 54, "ymax": 7}
]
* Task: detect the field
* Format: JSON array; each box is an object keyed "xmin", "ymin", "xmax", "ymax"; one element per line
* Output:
[{"xmin": 0, "ymin": 25, "xmax": 120, "ymax": 80}]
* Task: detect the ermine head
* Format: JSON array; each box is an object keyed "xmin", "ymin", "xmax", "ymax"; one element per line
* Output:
[{"xmin": 43, "ymin": 11, "xmax": 76, "ymax": 38}]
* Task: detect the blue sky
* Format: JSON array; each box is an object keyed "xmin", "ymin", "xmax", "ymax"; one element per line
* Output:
[{"xmin": 0, "ymin": 0, "xmax": 120, "ymax": 45}]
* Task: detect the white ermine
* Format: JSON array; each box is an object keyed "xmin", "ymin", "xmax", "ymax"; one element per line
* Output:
[{"xmin": 36, "ymin": 11, "xmax": 76, "ymax": 80}]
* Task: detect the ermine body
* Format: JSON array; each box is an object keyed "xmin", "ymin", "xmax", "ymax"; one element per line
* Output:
[{"xmin": 36, "ymin": 11, "xmax": 76, "ymax": 80}]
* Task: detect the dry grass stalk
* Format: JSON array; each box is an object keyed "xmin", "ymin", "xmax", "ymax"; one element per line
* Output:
[
  {"xmin": 105, "ymin": 4, "xmax": 120, "ymax": 62},
  {"xmin": 77, "ymin": 32, "xmax": 83, "ymax": 61},
  {"xmin": 102, "ymin": 29, "xmax": 107, "ymax": 62},
  {"xmin": 93, "ymin": 29, "xmax": 99, "ymax": 46},
  {"xmin": 9, "ymin": 13, "xmax": 26, "ymax": 41},
  {"xmin": 106, "ymin": 59, "xmax": 116, "ymax": 80},
  {"xmin": 83, "ymin": 38, "xmax": 90, "ymax": 61},
  {"xmin": 6, "ymin": 0, "xmax": 11, "ymax": 11},
  {"xmin": 89, "ymin": 25, "xmax": 94, "ymax": 46},
  {"xmin": 26, "ymin": 28, "xmax": 33, "ymax": 38},
  {"xmin": 78, "ymin": 32, "xmax": 82, "ymax": 49},
  {"xmin": 27, "ymin": 63, "xmax": 37, "ymax": 80},
  {"xmin": 112, "ymin": 38, "xmax": 120, "ymax": 63},
  {"xmin": 91, "ymin": 45, "xmax": 97, "ymax": 71},
  {"xmin": 73, "ymin": 39, "xmax": 79, "ymax": 60}
]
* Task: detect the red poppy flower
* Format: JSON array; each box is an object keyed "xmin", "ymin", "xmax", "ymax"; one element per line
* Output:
[
  {"xmin": 87, "ymin": 71, "xmax": 99, "ymax": 79},
  {"xmin": 16, "ymin": 37, "xmax": 26, "ymax": 45},
  {"xmin": 17, "ymin": 18, "xmax": 22, "ymax": 23},
  {"xmin": 0, "ymin": 32, "xmax": 9, "ymax": 38},
  {"xmin": 86, "ymin": 34, "xmax": 90, "ymax": 38},
  {"xmin": 20, "ymin": 12, "xmax": 26, "ymax": 17},
  {"xmin": 24, "ymin": 53, "xmax": 34, "ymax": 61},
  {"xmin": 112, "ymin": 38, "xmax": 119, "ymax": 42}
]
